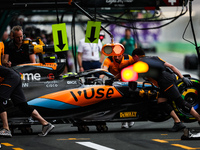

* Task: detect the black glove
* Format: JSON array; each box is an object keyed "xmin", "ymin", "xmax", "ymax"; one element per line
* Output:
[{"xmin": 182, "ymin": 77, "xmax": 192, "ymax": 86}]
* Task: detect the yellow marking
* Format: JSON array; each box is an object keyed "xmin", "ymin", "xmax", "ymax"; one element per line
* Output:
[
  {"xmin": 1, "ymin": 143, "xmax": 14, "ymax": 146},
  {"xmin": 165, "ymin": 139, "xmax": 181, "ymax": 141},
  {"xmin": 153, "ymin": 139, "xmax": 200, "ymax": 149},
  {"xmin": 12, "ymin": 148, "xmax": 24, "ymax": 150},
  {"xmin": 161, "ymin": 134, "xmax": 168, "ymax": 136},
  {"xmin": 171, "ymin": 144, "xmax": 200, "ymax": 150},
  {"xmin": 57, "ymin": 138, "xmax": 90, "ymax": 141},
  {"xmin": 178, "ymin": 82, "xmax": 183, "ymax": 87},
  {"xmin": 152, "ymin": 139, "xmax": 168, "ymax": 143}
]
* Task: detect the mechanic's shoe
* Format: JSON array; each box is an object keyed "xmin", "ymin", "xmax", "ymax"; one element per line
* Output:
[
  {"xmin": 128, "ymin": 122, "xmax": 135, "ymax": 128},
  {"xmin": 38, "ymin": 123, "xmax": 55, "ymax": 137},
  {"xmin": 169, "ymin": 122, "xmax": 186, "ymax": 132},
  {"xmin": 121, "ymin": 122, "xmax": 129, "ymax": 129},
  {"xmin": 0, "ymin": 128, "xmax": 12, "ymax": 138}
]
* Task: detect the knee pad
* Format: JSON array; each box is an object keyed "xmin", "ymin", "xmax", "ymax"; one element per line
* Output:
[
  {"xmin": 158, "ymin": 102, "xmax": 173, "ymax": 115},
  {"xmin": 17, "ymin": 102, "xmax": 34, "ymax": 116},
  {"xmin": 175, "ymin": 96, "xmax": 192, "ymax": 113}
]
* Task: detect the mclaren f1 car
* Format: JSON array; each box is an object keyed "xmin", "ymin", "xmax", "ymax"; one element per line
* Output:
[{"xmin": 1, "ymin": 42, "xmax": 200, "ymax": 134}]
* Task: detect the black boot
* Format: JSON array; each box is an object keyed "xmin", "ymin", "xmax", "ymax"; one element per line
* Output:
[{"xmin": 169, "ymin": 122, "xmax": 186, "ymax": 132}]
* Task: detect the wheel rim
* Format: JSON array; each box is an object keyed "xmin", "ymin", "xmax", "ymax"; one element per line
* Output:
[
  {"xmin": 176, "ymin": 87, "xmax": 199, "ymax": 118},
  {"xmin": 182, "ymin": 88, "xmax": 199, "ymax": 110}
]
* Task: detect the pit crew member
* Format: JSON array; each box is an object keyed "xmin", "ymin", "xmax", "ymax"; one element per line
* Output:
[
  {"xmin": 3, "ymin": 25, "xmax": 36, "ymax": 67},
  {"xmin": 77, "ymin": 37, "xmax": 104, "ymax": 77},
  {"xmin": 0, "ymin": 41, "xmax": 54, "ymax": 137},
  {"xmin": 132, "ymin": 48, "xmax": 200, "ymax": 131},
  {"xmin": 100, "ymin": 47, "xmax": 135, "ymax": 128}
]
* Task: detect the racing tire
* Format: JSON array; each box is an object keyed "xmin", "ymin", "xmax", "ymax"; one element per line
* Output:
[
  {"xmin": 184, "ymin": 55, "xmax": 198, "ymax": 70},
  {"xmin": 173, "ymin": 78, "xmax": 200, "ymax": 123},
  {"xmin": 151, "ymin": 47, "xmax": 157, "ymax": 53}
]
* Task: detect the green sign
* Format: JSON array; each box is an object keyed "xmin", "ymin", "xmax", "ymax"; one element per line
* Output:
[
  {"xmin": 85, "ymin": 21, "xmax": 101, "ymax": 43},
  {"xmin": 52, "ymin": 23, "xmax": 69, "ymax": 52}
]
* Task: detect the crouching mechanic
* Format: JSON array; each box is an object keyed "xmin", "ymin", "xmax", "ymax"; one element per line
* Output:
[
  {"xmin": 100, "ymin": 45, "xmax": 135, "ymax": 128},
  {"xmin": 132, "ymin": 48, "xmax": 200, "ymax": 131},
  {"xmin": 0, "ymin": 65, "xmax": 55, "ymax": 137}
]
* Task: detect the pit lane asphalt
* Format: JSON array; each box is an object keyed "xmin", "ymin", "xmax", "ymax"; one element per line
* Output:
[
  {"xmin": 1, "ymin": 121, "xmax": 200, "ymax": 150},
  {"xmin": 1, "ymin": 52, "xmax": 200, "ymax": 150}
]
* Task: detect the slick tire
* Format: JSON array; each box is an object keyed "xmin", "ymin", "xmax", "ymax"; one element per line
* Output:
[
  {"xmin": 173, "ymin": 78, "xmax": 200, "ymax": 123},
  {"xmin": 184, "ymin": 54, "xmax": 198, "ymax": 70}
]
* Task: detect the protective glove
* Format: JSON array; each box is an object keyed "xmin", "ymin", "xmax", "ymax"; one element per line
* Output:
[{"xmin": 182, "ymin": 77, "xmax": 193, "ymax": 86}]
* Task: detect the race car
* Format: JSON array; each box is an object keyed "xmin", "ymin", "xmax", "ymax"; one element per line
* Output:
[{"xmin": 2, "ymin": 42, "xmax": 200, "ymax": 134}]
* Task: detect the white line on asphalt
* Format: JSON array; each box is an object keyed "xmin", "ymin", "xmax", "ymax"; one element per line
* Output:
[{"xmin": 76, "ymin": 142, "xmax": 115, "ymax": 150}]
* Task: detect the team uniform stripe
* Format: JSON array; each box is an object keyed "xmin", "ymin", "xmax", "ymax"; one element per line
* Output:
[{"xmin": 28, "ymin": 98, "xmax": 80, "ymax": 110}]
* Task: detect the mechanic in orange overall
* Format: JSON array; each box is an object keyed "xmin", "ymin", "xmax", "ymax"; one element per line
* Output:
[
  {"xmin": 132, "ymin": 48, "xmax": 200, "ymax": 131},
  {"xmin": 100, "ymin": 43, "xmax": 135, "ymax": 129},
  {"xmin": 0, "ymin": 41, "xmax": 54, "ymax": 137}
]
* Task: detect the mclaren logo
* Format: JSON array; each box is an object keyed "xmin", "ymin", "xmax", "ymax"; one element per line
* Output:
[{"xmin": 120, "ymin": 112, "xmax": 137, "ymax": 118}]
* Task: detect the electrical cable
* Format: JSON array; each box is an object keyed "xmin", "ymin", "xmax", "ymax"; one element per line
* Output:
[
  {"xmin": 104, "ymin": 7, "xmax": 186, "ymax": 30},
  {"xmin": 55, "ymin": 0, "xmax": 60, "ymax": 23},
  {"xmin": 182, "ymin": 20, "xmax": 195, "ymax": 46},
  {"xmin": 84, "ymin": 4, "xmax": 187, "ymax": 30},
  {"xmin": 188, "ymin": 0, "xmax": 198, "ymax": 48},
  {"xmin": 71, "ymin": 9, "xmax": 78, "ymax": 72}
]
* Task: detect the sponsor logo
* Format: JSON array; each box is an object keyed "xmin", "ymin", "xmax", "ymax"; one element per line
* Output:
[
  {"xmin": 44, "ymin": 81, "xmax": 58, "ymax": 88},
  {"xmin": 120, "ymin": 112, "xmax": 137, "ymax": 118},
  {"xmin": 22, "ymin": 83, "xmax": 29, "ymax": 87},
  {"xmin": 67, "ymin": 80, "xmax": 77, "ymax": 84},
  {"xmin": 167, "ymin": 0, "xmax": 176, "ymax": 5},
  {"xmin": 21, "ymin": 73, "xmax": 41, "ymax": 81},
  {"xmin": 70, "ymin": 88, "xmax": 114, "ymax": 102},
  {"xmin": 106, "ymin": 0, "xmax": 133, "ymax": 5},
  {"xmin": 47, "ymin": 73, "xmax": 55, "ymax": 80}
]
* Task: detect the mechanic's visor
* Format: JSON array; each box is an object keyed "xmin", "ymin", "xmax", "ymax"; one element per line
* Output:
[{"xmin": 102, "ymin": 43, "xmax": 125, "ymax": 56}]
